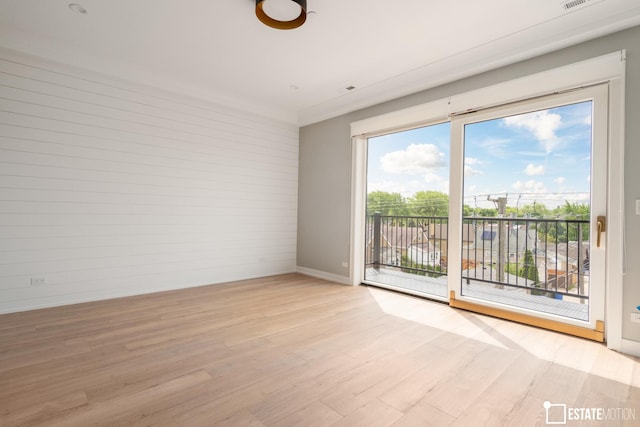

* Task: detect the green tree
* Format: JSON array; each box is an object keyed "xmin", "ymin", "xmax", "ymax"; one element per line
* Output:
[
  {"xmin": 532, "ymin": 202, "xmax": 590, "ymax": 243},
  {"xmin": 520, "ymin": 250, "xmax": 539, "ymax": 284},
  {"xmin": 408, "ymin": 191, "xmax": 449, "ymax": 217},
  {"xmin": 554, "ymin": 201, "xmax": 590, "ymax": 220},
  {"xmin": 553, "ymin": 202, "xmax": 590, "ymax": 241},
  {"xmin": 367, "ymin": 191, "xmax": 408, "ymax": 216},
  {"xmin": 517, "ymin": 202, "xmax": 550, "ymax": 218},
  {"xmin": 462, "ymin": 204, "xmax": 497, "ymax": 217}
]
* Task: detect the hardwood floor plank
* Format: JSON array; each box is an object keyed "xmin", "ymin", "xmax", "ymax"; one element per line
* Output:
[
  {"xmin": 0, "ymin": 273, "xmax": 637, "ymax": 427},
  {"xmin": 46, "ymin": 370, "xmax": 213, "ymax": 427},
  {"xmin": 171, "ymin": 383, "xmax": 267, "ymax": 426},
  {"xmin": 1, "ymin": 391, "xmax": 88, "ymax": 427},
  {"xmin": 213, "ymin": 409, "xmax": 267, "ymax": 427},
  {"xmin": 329, "ymin": 399, "xmax": 404, "ymax": 427},
  {"xmin": 320, "ymin": 353, "xmax": 431, "ymax": 416},
  {"xmin": 390, "ymin": 402, "xmax": 456, "ymax": 427},
  {"xmin": 270, "ymin": 401, "xmax": 342, "ymax": 427}
]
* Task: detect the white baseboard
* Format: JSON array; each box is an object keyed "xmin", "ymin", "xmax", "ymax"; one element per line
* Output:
[
  {"xmin": 0, "ymin": 287, "xmax": 178, "ymax": 315},
  {"xmin": 620, "ymin": 338, "xmax": 640, "ymax": 357},
  {"xmin": 296, "ymin": 266, "xmax": 352, "ymax": 286},
  {"xmin": 0, "ymin": 269, "xmax": 298, "ymax": 315}
]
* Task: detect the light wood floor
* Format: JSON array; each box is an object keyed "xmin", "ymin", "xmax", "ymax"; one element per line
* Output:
[{"xmin": 1, "ymin": 273, "xmax": 638, "ymax": 426}]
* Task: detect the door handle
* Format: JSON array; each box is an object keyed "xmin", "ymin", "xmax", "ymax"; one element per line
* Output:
[{"xmin": 597, "ymin": 216, "xmax": 606, "ymax": 247}]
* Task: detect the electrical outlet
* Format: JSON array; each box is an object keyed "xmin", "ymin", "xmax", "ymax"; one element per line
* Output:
[
  {"xmin": 341, "ymin": 261, "xmax": 349, "ymax": 268},
  {"xmin": 636, "ymin": 199, "xmax": 640, "ymax": 215},
  {"xmin": 630, "ymin": 313, "xmax": 640, "ymax": 324},
  {"xmin": 30, "ymin": 277, "xmax": 47, "ymax": 286}
]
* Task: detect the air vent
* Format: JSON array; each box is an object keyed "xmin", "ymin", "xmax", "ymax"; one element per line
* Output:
[
  {"xmin": 562, "ymin": 0, "xmax": 587, "ymax": 10},
  {"xmin": 345, "ymin": 85, "xmax": 356, "ymax": 91}
]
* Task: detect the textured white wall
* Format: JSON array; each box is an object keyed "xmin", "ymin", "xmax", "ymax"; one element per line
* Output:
[{"xmin": 0, "ymin": 50, "xmax": 299, "ymax": 313}]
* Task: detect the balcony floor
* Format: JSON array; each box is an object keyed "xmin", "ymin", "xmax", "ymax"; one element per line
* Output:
[{"xmin": 365, "ymin": 267, "xmax": 589, "ymax": 321}]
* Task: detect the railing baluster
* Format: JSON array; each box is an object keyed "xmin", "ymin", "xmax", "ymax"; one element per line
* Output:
[
  {"xmin": 565, "ymin": 221, "xmax": 570, "ymax": 297},
  {"xmin": 373, "ymin": 212, "xmax": 381, "ymax": 271}
]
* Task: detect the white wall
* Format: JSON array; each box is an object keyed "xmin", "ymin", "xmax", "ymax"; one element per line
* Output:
[{"xmin": 0, "ymin": 49, "xmax": 299, "ymax": 313}]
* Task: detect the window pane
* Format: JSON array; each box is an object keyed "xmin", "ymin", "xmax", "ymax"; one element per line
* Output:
[
  {"xmin": 365, "ymin": 122, "xmax": 450, "ymax": 299},
  {"xmin": 461, "ymin": 101, "xmax": 592, "ymax": 321}
]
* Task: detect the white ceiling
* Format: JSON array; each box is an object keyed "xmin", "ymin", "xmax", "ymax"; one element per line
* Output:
[{"xmin": 0, "ymin": 0, "xmax": 639, "ymax": 125}]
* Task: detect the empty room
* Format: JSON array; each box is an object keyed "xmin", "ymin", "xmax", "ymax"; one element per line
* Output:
[{"xmin": 1, "ymin": 1, "xmax": 640, "ymax": 426}]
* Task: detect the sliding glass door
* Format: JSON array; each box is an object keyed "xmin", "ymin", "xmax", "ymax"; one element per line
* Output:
[
  {"xmin": 449, "ymin": 85, "xmax": 608, "ymax": 330},
  {"xmin": 360, "ymin": 85, "xmax": 608, "ymax": 332}
]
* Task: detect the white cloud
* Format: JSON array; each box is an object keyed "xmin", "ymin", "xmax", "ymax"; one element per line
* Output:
[
  {"xmin": 512, "ymin": 180, "xmax": 547, "ymax": 194},
  {"xmin": 479, "ymin": 138, "xmax": 511, "ymax": 158},
  {"xmin": 381, "ymin": 144, "xmax": 445, "ymax": 174},
  {"xmin": 554, "ymin": 177, "xmax": 565, "ymax": 185},
  {"xmin": 464, "ymin": 157, "xmax": 483, "ymax": 176},
  {"xmin": 424, "ymin": 175, "xmax": 450, "ymax": 193},
  {"xmin": 367, "ymin": 180, "xmax": 418, "ymax": 197},
  {"xmin": 464, "ymin": 165, "xmax": 482, "ymax": 176},
  {"xmin": 465, "ymin": 157, "xmax": 481, "ymax": 165},
  {"xmin": 573, "ymin": 192, "xmax": 590, "ymax": 202},
  {"xmin": 503, "ymin": 110, "xmax": 562, "ymax": 153},
  {"xmin": 524, "ymin": 164, "xmax": 545, "ymax": 176},
  {"xmin": 424, "ymin": 172, "xmax": 445, "ymax": 184}
]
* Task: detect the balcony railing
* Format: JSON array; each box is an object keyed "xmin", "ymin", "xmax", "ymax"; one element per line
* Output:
[{"xmin": 365, "ymin": 213, "xmax": 590, "ymax": 302}]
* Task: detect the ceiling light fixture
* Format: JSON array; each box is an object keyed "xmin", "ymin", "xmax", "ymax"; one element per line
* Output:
[{"xmin": 256, "ymin": 0, "xmax": 307, "ymax": 30}]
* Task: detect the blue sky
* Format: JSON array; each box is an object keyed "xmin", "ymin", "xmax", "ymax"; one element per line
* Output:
[{"xmin": 367, "ymin": 101, "xmax": 592, "ymax": 210}]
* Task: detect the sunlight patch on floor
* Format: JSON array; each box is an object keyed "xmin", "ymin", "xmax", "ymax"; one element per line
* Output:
[
  {"xmin": 366, "ymin": 285, "xmax": 640, "ymax": 388},
  {"xmin": 367, "ymin": 286, "xmax": 509, "ymax": 349}
]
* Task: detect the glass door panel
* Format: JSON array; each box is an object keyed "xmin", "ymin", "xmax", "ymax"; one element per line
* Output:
[
  {"xmin": 364, "ymin": 122, "xmax": 450, "ymax": 300},
  {"xmin": 454, "ymin": 86, "xmax": 608, "ymax": 328}
]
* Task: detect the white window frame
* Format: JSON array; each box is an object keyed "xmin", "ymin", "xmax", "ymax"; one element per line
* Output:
[{"xmin": 350, "ymin": 51, "xmax": 625, "ymax": 350}]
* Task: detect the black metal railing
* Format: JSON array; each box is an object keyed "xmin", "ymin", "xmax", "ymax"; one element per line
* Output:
[
  {"xmin": 365, "ymin": 213, "xmax": 590, "ymax": 301},
  {"xmin": 365, "ymin": 213, "xmax": 448, "ymax": 278}
]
